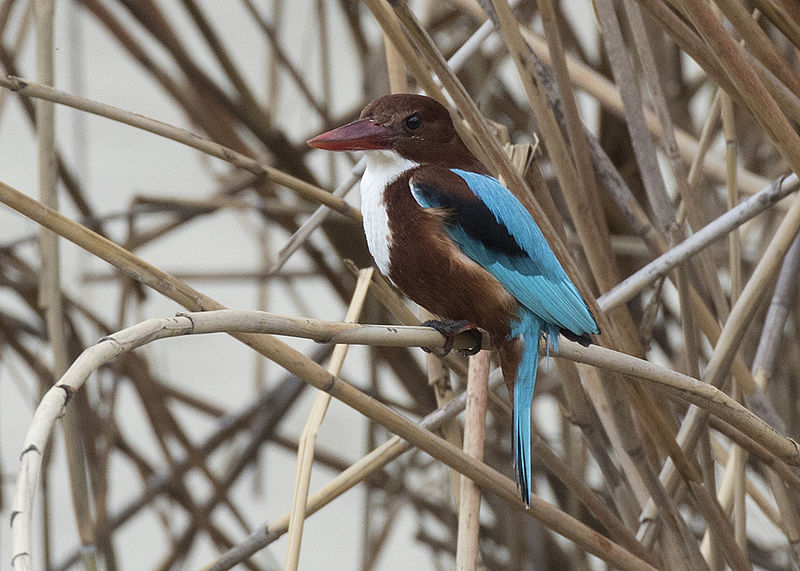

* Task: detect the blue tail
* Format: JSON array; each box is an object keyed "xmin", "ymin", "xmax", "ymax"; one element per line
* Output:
[{"xmin": 511, "ymin": 311, "xmax": 560, "ymax": 507}]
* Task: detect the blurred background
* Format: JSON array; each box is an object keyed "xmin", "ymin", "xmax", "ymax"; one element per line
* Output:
[{"xmin": 2, "ymin": 1, "xmax": 800, "ymax": 569}]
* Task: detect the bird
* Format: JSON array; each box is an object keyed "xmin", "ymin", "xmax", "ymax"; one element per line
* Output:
[{"xmin": 308, "ymin": 94, "xmax": 599, "ymax": 506}]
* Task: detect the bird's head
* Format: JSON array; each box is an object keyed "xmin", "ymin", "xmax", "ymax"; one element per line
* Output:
[{"xmin": 308, "ymin": 94, "xmax": 475, "ymax": 166}]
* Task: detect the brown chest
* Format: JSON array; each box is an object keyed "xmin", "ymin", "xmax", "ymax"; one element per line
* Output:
[{"xmin": 382, "ymin": 177, "xmax": 518, "ymax": 341}]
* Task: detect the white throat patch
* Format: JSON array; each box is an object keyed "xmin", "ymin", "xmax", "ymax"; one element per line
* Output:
[{"xmin": 360, "ymin": 150, "xmax": 419, "ymax": 276}]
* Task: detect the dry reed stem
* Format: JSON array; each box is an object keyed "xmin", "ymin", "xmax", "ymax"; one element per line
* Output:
[
  {"xmin": 423, "ymin": 308, "xmax": 466, "ymax": 506},
  {"xmin": 494, "ymin": 0, "xmax": 622, "ymax": 284},
  {"xmin": 209, "ymin": 368, "xmax": 656, "ymax": 569},
  {"xmin": 638, "ymin": 188, "xmax": 800, "ymax": 545},
  {"xmin": 519, "ymin": 20, "xmax": 769, "ymax": 194},
  {"xmin": 753, "ymin": 234, "xmax": 800, "ymax": 390},
  {"xmin": 455, "ymin": 349, "xmax": 489, "ymax": 569},
  {"xmin": 32, "ymin": 1, "xmax": 97, "ymax": 570},
  {"xmin": 18, "ymin": 302, "xmax": 798, "ymax": 569},
  {"xmin": 1, "ymin": 169, "xmax": 655, "ymax": 569},
  {"xmin": 722, "ymin": 86, "xmax": 748, "ymax": 561},
  {"xmin": 427, "ymin": 352, "xmax": 464, "ymax": 501},
  {"xmin": 596, "ymin": 0, "xmax": 674, "ymax": 234},
  {"xmin": 627, "ymin": 1, "xmax": 730, "ymax": 324},
  {"xmin": 751, "ymin": 0, "xmax": 800, "ymax": 47},
  {"xmin": 710, "ymin": 438, "xmax": 783, "ymax": 529},
  {"xmin": 493, "ymin": 0, "xmax": 642, "ymax": 356},
  {"xmin": 704, "ymin": 190, "xmax": 800, "ymax": 394},
  {"xmin": 11, "ymin": 308, "xmax": 662, "ymax": 571},
  {"xmin": 285, "ymin": 269, "xmax": 373, "ymax": 569},
  {"xmin": 600, "ymin": 173, "xmax": 799, "ymax": 310},
  {"xmin": 481, "ymin": 10, "xmax": 725, "ymax": 558},
  {"xmin": 204, "ymin": 376, "xmax": 506, "ymax": 571},
  {"xmin": 561, "ymin": 362, "xmax": 646, "ymax": 515},
  {"xmin": 4, "ymin": 1, "xmax": 800, "ymax": 567},
  {"xmin": 378, "ymin": 8, "xmax": 682, "ymax": 553},
  {"xmin": 713, "ymin": 0, "xmax": 800, "ymax": 100},
  {"xmin": 12, "ymin": 301, "xmax": 793, "ymax": 462},
  {"xmin": 12, "ymin": 306, "xmax": 799, "ymax": 569},
  {"xmin": 675, "ymin": 0, "xmax": 800, "ymax": 174},
  {"xmin": 361, "ymin": 0, "xmax": 447, "ymax": 105},
  {"xmin": 0, "ymin": 75, "xmax": 360, "ymax": 221},
  {"xmin": 242, "ymin": 0, "xmax": 326, "ymax": 121},
  {"xmin": 748, "ymin": 235, "xmax": 800, "ymax": 563},
  {"xmin": 267, "ymin": 163, "xmax": 363, "ymax": 276},
  {"xmin": 702, "ymin": 434, "xmax": 749, "ymax": 560},
  {"xmin": 576, "ymin": 6, "xmax": 722, "ymax": 555}
]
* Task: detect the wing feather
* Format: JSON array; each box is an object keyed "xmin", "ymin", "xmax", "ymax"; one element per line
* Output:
[{"xmin": 410, "ymin": 167, "xmax": 598, "ymax": 336}]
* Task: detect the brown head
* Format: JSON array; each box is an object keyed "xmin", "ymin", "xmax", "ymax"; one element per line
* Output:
[{"xmin": 308, "ymin": 94, "xmax": 484, "ymax": 170}]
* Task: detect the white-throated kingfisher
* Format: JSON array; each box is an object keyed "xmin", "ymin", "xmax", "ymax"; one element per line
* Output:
[{"xmin": 308, "ymin": 94, "xmax": 599, "ymax": 506}]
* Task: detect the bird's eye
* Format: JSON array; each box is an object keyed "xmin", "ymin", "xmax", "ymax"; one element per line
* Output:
[{"xmin": 405, "ymin": 114, "xmax": 422, "ymax": 130}]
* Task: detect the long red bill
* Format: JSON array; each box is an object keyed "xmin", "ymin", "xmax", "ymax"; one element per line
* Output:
[{"xmin": 307, "ymin": 118, "xmax": 396, "ymax": 151}]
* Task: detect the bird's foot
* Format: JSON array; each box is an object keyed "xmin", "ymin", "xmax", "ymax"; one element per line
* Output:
[{"xmin": 420, "ymin": 319, "xmax": 483, "ymax": 357}]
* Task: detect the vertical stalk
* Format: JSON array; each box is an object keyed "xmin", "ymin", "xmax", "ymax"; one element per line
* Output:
[
  {"xmin": 455, "ymin": 350, "xmax": 489, "ymax": 569},
  {"xmin": 284, "ymin": 269, "xmax": 373, "ymax": 570},
  {"xmin": 35, "ymin": 1, "xmax": 98, "ymax": 569}
]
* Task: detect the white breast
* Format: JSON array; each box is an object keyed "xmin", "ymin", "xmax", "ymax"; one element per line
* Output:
[{"xmin": 359, "ymin": 150, "xmax": 420, "ymax": 276}]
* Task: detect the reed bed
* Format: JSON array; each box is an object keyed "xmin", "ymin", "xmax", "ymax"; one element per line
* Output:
[{"xmin": 2, "ymin": 1, "xmax": 800, "ymax": 569}]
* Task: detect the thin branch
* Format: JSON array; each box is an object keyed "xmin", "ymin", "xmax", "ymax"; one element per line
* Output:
[
  {"xmin": 11, "ymin": 310, "xmax": 662, "ymax": 571},
  {"xmin": 0, "ymin": 75, "xmax": 360, "ymax": 221},
  {"xmin": 599, "ymin": 173, "xmax": 799, "ymax": 310}
]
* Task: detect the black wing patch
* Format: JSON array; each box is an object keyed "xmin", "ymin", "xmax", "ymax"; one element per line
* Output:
[{"xmin": 412, "ymin": 181, "xmax": 527, "ymax": 259}]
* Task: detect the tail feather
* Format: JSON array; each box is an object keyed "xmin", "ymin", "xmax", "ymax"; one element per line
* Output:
[
  {"xmin": 500, "ymin": 312, "xmax": 560, "ymax": 507},
  {"xmin": 513, "ymin": 331, "xmax": 539, "ymax": 507},
  {"xmin": 500, "ymin": 311, "xmax": 559, "ymax": 506}
]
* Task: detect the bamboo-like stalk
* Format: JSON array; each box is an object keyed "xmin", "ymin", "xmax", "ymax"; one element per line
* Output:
[
  {"xmin": 722, "ymin": 89, "xmax": 748, "ymax": 560},
  {"xmin": 674, "ymin": 0, "xmax": 800, "ymax": 175},
  {"xmin": 242, "ymin": 0, "xmax": 330, "ymax": 121},
  {"xmin": 5, "ymin": 303, "xmax": 791, "ymax": 467},
  {"xmin": 455, "ymin": 350, "xmax": 489, "ymax": 569},
  {"xmin": 207, "ymin": 372, "xmax": 657, "ymax": 570},
  {"xmin": 11, "ymin": 308, "xmax": 667, "ymax": 571},
  {"xmin": 519, "ymin": 24, "xmax": 769, "ymax": 193},
  {"xmin": 0, "ymin": 0, "xmax": 32, "ymax": 120},
  {"xmin": 749, "ymin": 235, "xmax": 800, "ymax": 565},
  {"xmin": 5, "ymin": 2, "xmax": 800, "ymax": 568},
  {"xmin": 750, "ymin": 0, "xmax": 800, "ymax": 48},
  {"xmin": 638, "ymin": 188, "xmax": 800, "ymax": 546},
  {"xmin": 625, "ymin": 1, "xmax": 730, "ymax": 324},
  {"xmin": 583, "ymin": 5, "xmax": 732, "ymax": 558},
  {"xmin": 181, "ymin": 0, "xmax": 263, "ymax": 119},
  {"xmin": 712, "ymin": 0, "xmax": 800, "ymax": 101},
  {"xmin": 250, "ymin": 227, "xmax": 275, "ymax": 442},
  {"xmin": 495, "ymin": 14, "xmax": 741, "ymax": 558},
  {"xmin": 595, "ymin": 0, "xmax": 675, "ymax": 234},
  {"xmin": 266, "ymin": 163, "xmax": 363, "ymax": 276},
  {"xmin": 13, "ymin": 304, "xmax": 798, "ymax": 568},
  {"xmin": 33, "ymin": 1, "xmax": 98, "ymax": 570},
  {"xmin": 709, "ymin": 437, "xmax": 784, "ymax": 529},
  {"xmin": 424, "ymin": 312, "xmax": 465, "ymax": 506},
  {"xmin": 493, "ymin": 0, "xmax": 624, "ymax": 295},
  {"xmin": 285, "ymin": 268, "xmax": 373, "ymax": 570},
  {"xmin": 204, "ymin": 376, "xmax": 506, "ymax": 571},
  {"xmin": 0, "ymin": 75, "xmax": 360, "ymax": 221},
  {"xmin": 599, "ymin": 173, "xmax": 799, "ymax": 310}
]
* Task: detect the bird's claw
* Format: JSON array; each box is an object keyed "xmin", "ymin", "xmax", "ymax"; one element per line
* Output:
[{"xmin": 421, "ymin": 319, "xmax": 483, "ymax": 357}]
